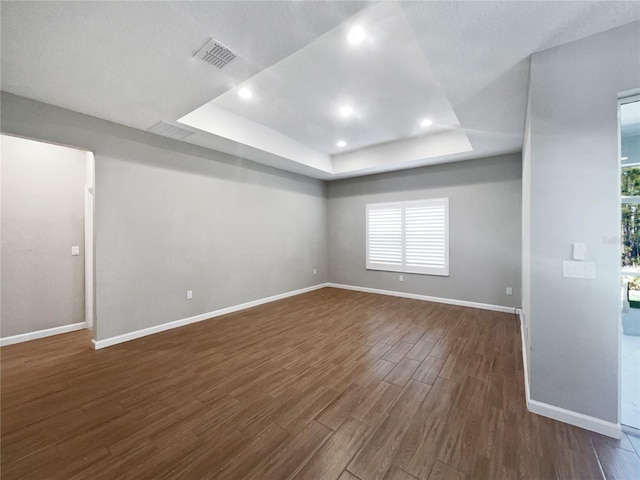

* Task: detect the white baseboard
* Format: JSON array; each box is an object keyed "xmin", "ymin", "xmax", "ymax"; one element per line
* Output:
[
  {"xmin": 517, "ymin": 309, "xmax": 621, "ymax": 439},
  {"xmin": 93, "ymin": 282, "xmax": 510, "ymax": 349},
  {"xmin": 0, "ymin": 322, "xmax": 87, "ymax": 347},
  {"xmin": 517, "ymin": 309, "xmax": 532, "ymax": 406},
  {"xmin": 527, "ymin": 399, "xmax": 621, "ymax": 439},
  {"xmin": 92, "ymin": 283, "xmax": 328, "ymax": 349},
  {"xmin": 326, "ymin": 283, "xmax": 515, "ymax": 313}
]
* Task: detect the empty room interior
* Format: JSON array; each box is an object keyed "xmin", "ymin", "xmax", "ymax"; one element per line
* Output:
[{"xmin": 1, "ymin": 1, "xmax": 640, "ymax": 479}]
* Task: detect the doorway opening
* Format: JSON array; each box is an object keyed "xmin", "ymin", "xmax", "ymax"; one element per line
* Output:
[
  {"xmin": 0, "ymin": 134, "xmax": 95, "ymax": 345},
  {"xmin": 620, "ymin": 95, "xmax": 640, "ymax": 431}
]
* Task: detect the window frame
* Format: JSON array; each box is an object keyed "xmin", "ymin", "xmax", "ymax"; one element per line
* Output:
[{"xmin": 366, "ymin": 198, "xmax": 449, "ymax": 277}]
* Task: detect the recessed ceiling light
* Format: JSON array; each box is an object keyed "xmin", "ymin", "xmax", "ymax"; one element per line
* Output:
[
  {"xmin": 337, "ymin": 140, "xmax": 347, "ymax": 147},
  {"xmin": 347, "ymin": 25, "xmax": 366, "ymax": 45},
  {"xmin": 420, "ymin": 118, "xmax": 433, "ymax": 128},
  {"xmin": 340, "ymin": 105, "xmax": 353, "ymax": 117},
  {"xmin": 238, "ymin": 87, "xmax": 252, "ymax": 99}
]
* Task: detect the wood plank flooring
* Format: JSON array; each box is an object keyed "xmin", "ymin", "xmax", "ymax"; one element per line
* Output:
[{"xmin": 2, "ymin": 287, "xmax": 639, "ymax": 479}]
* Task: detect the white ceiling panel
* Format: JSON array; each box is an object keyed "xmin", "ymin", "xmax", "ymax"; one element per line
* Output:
[{"xmin": 195, "ymin": 2, "xmax": 462, "ymax": 155}]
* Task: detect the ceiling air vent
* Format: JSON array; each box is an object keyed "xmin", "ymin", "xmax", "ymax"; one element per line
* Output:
[
  {"xmin": 149, "ymin": 122, "xmax": 195, "ymax": 140},
  {"xmin": 194, "ymin": 39, "xmax": 237, "ymax": 69}
]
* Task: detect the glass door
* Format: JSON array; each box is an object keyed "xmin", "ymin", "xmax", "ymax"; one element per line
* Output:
[{"xmin": 620, "ymin": 96, "xmax": 640, "ymax": 431}]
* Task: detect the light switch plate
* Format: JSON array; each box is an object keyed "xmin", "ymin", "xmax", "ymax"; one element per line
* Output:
[
  {"xmin": 71, "ymin": 246, "xmax": 80, "ymax": 256},
  {"xmin": 572, "ymin": 243, "xmax": 586, "ymax": 260},
  {"xmin": 563, "ymin": 260, "xmax": 595, "ymax": 279}
]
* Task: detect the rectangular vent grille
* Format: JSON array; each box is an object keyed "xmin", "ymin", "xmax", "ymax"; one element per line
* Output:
[
  {"xmin": 194, "ymin": 39, "xmax": 237, "ymax": 69},
  {"xmin": 149, "ymin": 122, "xmax": 195, "ymax": 140}
]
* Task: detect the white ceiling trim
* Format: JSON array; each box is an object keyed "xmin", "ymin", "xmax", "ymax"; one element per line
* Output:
[
  {"xmin": 331, "ymin": 129, "xmax": 472, "ymax": 175},
  {"xmin": 170, "ymin": 117, "xmax": 474, "ymax": 179},
  {"xmin": 179, "ymin": 103, "xmax": 333, "ymax": 173}
]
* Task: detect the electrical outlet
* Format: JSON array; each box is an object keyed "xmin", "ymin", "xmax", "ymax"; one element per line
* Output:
[
  {"xmin": 399, "ymin": 275, "xmax": 404, "ymax": 282},
  {"xmin": 313, "ymin": 268, "xmax": 317, "ymax": 275},
  {"xmin": 506, "ymin": 287, "xmax": 512, "ymax": 295},
  {"xmin": 186, "ymin": 290, "xmax": 193, "ymax": 300}
]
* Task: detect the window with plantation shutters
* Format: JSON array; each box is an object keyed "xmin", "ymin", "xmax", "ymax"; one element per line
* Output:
[
  {"xmin": 366, "ymin": 204, "xmax": 403, "ymax": 268},
  {"xmin": 366, "ymin": 198, "xmax": 449, "ymax": 276}
]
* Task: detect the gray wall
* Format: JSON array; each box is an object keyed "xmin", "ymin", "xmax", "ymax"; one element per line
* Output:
[
  {"xmin": 1, "ymin": 134, "xmax": 86, "ymax": 337},
  {"xmin": 328, "ymin": 153, "xmax": 522, "ymax": 308},
  {"xmin": 1, "ymin": 92, "xmax": 328, "ymax": 341},
  {"xmin": 524, "ymin": 21, "xmax": 640, "ymax": 423}
]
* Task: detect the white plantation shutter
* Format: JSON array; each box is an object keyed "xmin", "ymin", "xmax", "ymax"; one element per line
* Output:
[
  {"xmin": 366, "ymin": 198, "xmax": 449, "ymax": 276},
  {"xmin": 366, "ymin": 204, "xmax": 403, "ymax": 270},
  {"xmin": 404, "ymin": 199, "xmax": 448, "ymax": 275}
]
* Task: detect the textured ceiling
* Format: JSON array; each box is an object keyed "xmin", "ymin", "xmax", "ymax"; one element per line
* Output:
[
  {"xmin": 0, "ymin": 0, "xmax": 369, "ymax": 130},
  {"xmin": 1, "ymin": 1, "xmax": 639, "ymax": 179}
]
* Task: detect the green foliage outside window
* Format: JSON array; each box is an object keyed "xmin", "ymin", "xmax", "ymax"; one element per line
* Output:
[{"xmin": 621, "ymin": 168, "xmax": 640, "ymax": 272}]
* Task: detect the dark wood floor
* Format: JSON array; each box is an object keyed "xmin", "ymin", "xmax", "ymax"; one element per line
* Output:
[{"xmin": 2, "ymin": 288, "xmax": 639, "ymax": 480}]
